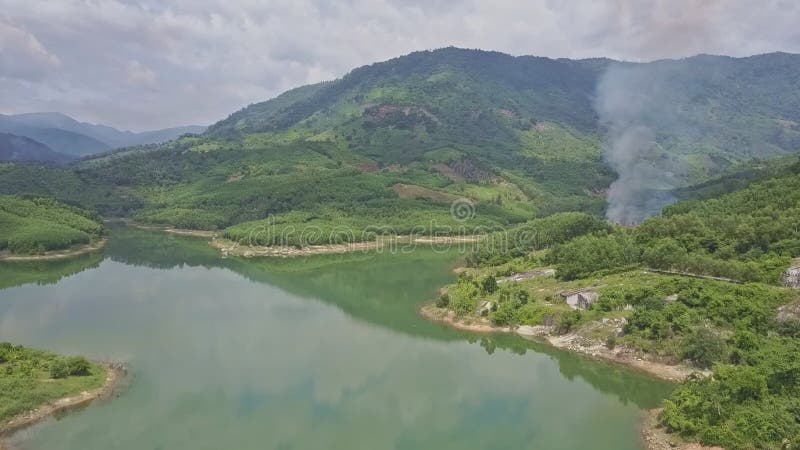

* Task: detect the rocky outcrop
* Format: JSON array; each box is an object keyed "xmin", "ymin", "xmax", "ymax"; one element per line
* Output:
[
  {"xmin": 782, "ymin": 265, "xmax": 800, "ymax": 289},
  {"xmin": 498, "ymin": 269, "xmax": 555, "ymax": 284}
]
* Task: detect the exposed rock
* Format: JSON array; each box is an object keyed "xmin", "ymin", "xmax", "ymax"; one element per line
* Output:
[
  {"xmin": 447, "ymin": 159, "xmax": 494, "ymax": 183},
  {"xmin": 362, "ymin": 104, "xmax": 438, "ymax": 130},
  {"xmin": 782, "ymin": 265, "xmax": 800, "ymax": 289},
  {"xmin": 777, "ymin": 302, "xmax": 800, "ymax": 323},
  {"xmin": 560, "ymin": 289, "xmax": 599, "ymax": 310},
  {"xmin": 498, "ymin": 269, "xmax": 555, "ymax": 284},
  {"xmin": 476, "ymin": 300, "xmax": 493, "ymax": 317},
  {"xmin": 515, "ymin": 325, "xmax": 551, "ymax": 337}
]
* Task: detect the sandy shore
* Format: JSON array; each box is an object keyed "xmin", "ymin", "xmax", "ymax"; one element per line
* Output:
[
  {"xmin": 211, "ymin": 235, "xmax": 483, "ymax": 258},
  {"xmin": 0, "ymin": 362, "xmax": 126, "ymax": 449},
  {"xmin": 121, "ymin": 221, "xmax": 218, "ymax": 238},
  {"xmin": 0, "ymin": 238, "xmax": 108, "ymax": 262},
  {"xmin": 120, "ymin": 221, "xmax": 483, "ymax": 258},
  {"xmin": 419, "ymin": 304, "xmax": 706, "ymax": 382}
]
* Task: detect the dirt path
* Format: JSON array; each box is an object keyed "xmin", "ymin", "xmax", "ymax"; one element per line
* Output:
[
  {"xmin": 0, "ymin": 239, "xmax": 108, "ymax": 262},
  {"xmin": 0, "ymin": 362, "xmax": 126, "ymax": 449}
]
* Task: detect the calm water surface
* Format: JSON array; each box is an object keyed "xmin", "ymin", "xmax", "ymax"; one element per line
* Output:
[{"xmin": 0, "ymin": 226, "xmax": 671, "ymax": 450}]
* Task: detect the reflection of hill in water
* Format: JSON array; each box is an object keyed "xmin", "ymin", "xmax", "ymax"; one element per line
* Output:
[
  {"xmin": 0, "ymin": 252, "xmax": 103, "ymax": 290},
  {"xmin": 103, "ymin": 225, "xmax": 672, "ymax": 408}
]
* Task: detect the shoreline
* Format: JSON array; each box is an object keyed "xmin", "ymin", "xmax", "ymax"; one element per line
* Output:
[
  {"xmin": 110, "ymin": 220, "xmax": 218, "ymax": 238},
  {"xmin": 419, "ymin": 304, "xmax": 715, "ymax": 450},
  {"xmin": 211, "ymin": 235, "xmax": 483, "ymax": 258},
  {"xmin": 0, "ymin": 362, "xmax": 126, "ymax": 450},
  {"xmin": 114, "ymin": 220, "xmax": 484, "ymax": 258},
  {"xmin": 418, "ymin": 304, "xmax": 706, "ymax": 383},
  {"xmin": 639, "ymin": 409, "xmax": 723, "ymax": 450},
  {"xmin": 0, "ymin": 238, "xmax": 108, "ymax": 262}
]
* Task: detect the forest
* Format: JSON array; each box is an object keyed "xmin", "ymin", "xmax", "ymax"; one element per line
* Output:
[{"xmin": 0, "ymin": 196, "xmax": 105, "ymax": 254}]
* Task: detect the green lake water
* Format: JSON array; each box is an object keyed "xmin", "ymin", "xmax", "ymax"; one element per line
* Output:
[{"xmin": 0, "ymin": 226, "xmax": 671, "ymax": 450}]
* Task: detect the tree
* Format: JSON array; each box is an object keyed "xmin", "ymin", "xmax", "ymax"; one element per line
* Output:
[
  {"xmin": 681, "ymin": 327, "xmax": 727, "ymax": 369},
  {"xmin": 66, "ymin": 356, "xmax": 91, "ymax": 376},
  {"xmin": 481, "ymin": 275, "xmax": 498, "ymax": 294}
]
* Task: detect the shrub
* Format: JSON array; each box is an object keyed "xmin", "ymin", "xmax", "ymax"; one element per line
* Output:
[
  {"xmin": 480, "ymin": 275, "xmax": 498, "ymax": 294},
  {"xmin": 681, "ymin": 327, "xmax": 728, "ymax": 369},
  {"xmin": 49, "ymin": 359, "xmax": 69, "ymax": 379},
  {"xmin": 66, "ymin": 357, "xmax": 91, "ymax": 376},
  {"xmin": 555, "ymin": 310, "xmax": 582, "ymax": 334}
]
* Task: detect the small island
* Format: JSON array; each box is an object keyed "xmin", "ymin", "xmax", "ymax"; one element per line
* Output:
[{"xmin": 0, "ymin": 343, "xmax": 123, "ymax": 448}]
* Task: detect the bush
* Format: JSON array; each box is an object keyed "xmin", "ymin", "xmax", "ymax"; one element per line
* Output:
[
  {"xmin": 681, "ymin": 327, "xmax": 728, "ymax": 369},
  {"xmin": 49, "ymin": 359, "xmax": 69, "ymax": 379},
  {"xmin": 555, "ymin": 310, "xmax": 582, "ymax": 334},
  {"xmin": 480, "ymin": 276, "xmax": 498, "ymax": 294},
  {"xmin": 66, "ymin": 357, "xmax": 91, "ymax": 376}
]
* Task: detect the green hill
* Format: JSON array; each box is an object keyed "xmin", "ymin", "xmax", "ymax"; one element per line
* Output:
[
  {"xmin": 1, "ymin": 48, "xmax": 799, "ymax": 239},
  {"xmin": 437, "ymin": 158, "xmax": 800, "ymax": 449},
  {"xmin": 0, "ymin": 196, "xmax": 105, "ymax": 255}
]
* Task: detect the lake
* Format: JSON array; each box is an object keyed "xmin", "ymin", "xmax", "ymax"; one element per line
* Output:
[{"xmin": 0, "ymin": 226, "xmax": 671, "ymax": 450}]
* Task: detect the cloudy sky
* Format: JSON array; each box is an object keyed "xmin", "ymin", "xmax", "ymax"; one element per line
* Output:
[{"xmin": 1, "ymin": 0, "xmax": 798, "ymax": 131}]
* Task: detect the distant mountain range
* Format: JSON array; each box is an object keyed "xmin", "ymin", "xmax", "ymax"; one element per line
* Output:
[
  {"xmin": 0, "ymin": 112, "xmax": 205, "ymax": 159},
  {"xmin": 0, "ymin": 132, "xmax": 72, "ymax": 164}
]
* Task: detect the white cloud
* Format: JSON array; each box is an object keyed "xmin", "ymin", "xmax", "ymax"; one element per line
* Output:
[
  {"xmin": 125, "ymin": 60, "xmax": 158, "ymax": 89},
  {"xmin": 0, "ymin": 0, "xmax": 797, "ymax": 130},
  {"xmin": 0, "ymin": 16, "xmax": 61, "ymax": 80}
]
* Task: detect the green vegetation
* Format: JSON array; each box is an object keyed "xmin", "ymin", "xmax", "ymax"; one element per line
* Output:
[
  {"xmin": 0, "ymin": 196, "xmax": 105, "ymax": 255},
  {"xmin": 0, "ymin": 343, "xmax": 105, "ymax": 422},
  {"xmin": 3, "ymin": 49, "xmax": 798, "ymax": 243},
  {"xmin": 0, "ymin": 47, "xmax": 799, "ymax": 447},
  {"xmin": 435, "ymin": 163, "xmax": 800, "ymax": 449},
  {"xmin": 469, "ymin": 164, "xmax": 800, "ymax": 286}
]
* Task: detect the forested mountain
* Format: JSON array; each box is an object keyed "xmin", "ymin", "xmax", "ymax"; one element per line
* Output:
[
  {"xmin": 0, "ymin": 133, "xmax": 73, "ymax": 164},
  {"xmin": 0, "ymin": 48, "xmax": 798, "ymax": 236},
  {"xmin": 0, "ymin": 112, "xmax": 205, "ymax": 157}
]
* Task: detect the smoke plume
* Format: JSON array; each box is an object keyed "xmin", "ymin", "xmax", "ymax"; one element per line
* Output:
[{"xmin": 595, "ymin": 62, "xmax": 688, "ymax": 225}]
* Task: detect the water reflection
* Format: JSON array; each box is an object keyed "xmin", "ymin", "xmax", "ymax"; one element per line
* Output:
[{"xmin": 0, "ymin": 225, "xmax": 671, "ymax": 450}]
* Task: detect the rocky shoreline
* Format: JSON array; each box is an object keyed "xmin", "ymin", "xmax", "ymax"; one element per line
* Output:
[
  {"xmin": 418, "ymin": 304, "xmax": 717, "ymax": 449},
  {"xmin": 640, "ymin": 409, "xmax": 723, "ymax": 450},
  {"xmin": 419, "ymin": 303, "xmax": 706, "ymax": 382},
  {"xmin": 0, "ymin": 362, "xmax": 126, "ymax": 450}
]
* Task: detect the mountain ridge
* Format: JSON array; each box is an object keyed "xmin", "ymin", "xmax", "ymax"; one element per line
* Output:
[
  {"xmin": 0, "ymin": 132, "xmax": 73, "ymax": 164},
  {"xmin": 1, "ymin": 47, "xmax": 799, "ymax": 233},
  {"xmin": 0, "ymin": 112, "xmax": 206, "ymax": 156}
]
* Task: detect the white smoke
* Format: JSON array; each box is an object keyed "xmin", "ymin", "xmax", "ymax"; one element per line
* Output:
[{"xmin": 595, "ymin": 62, "xmax": 686, "ymax": 225}]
